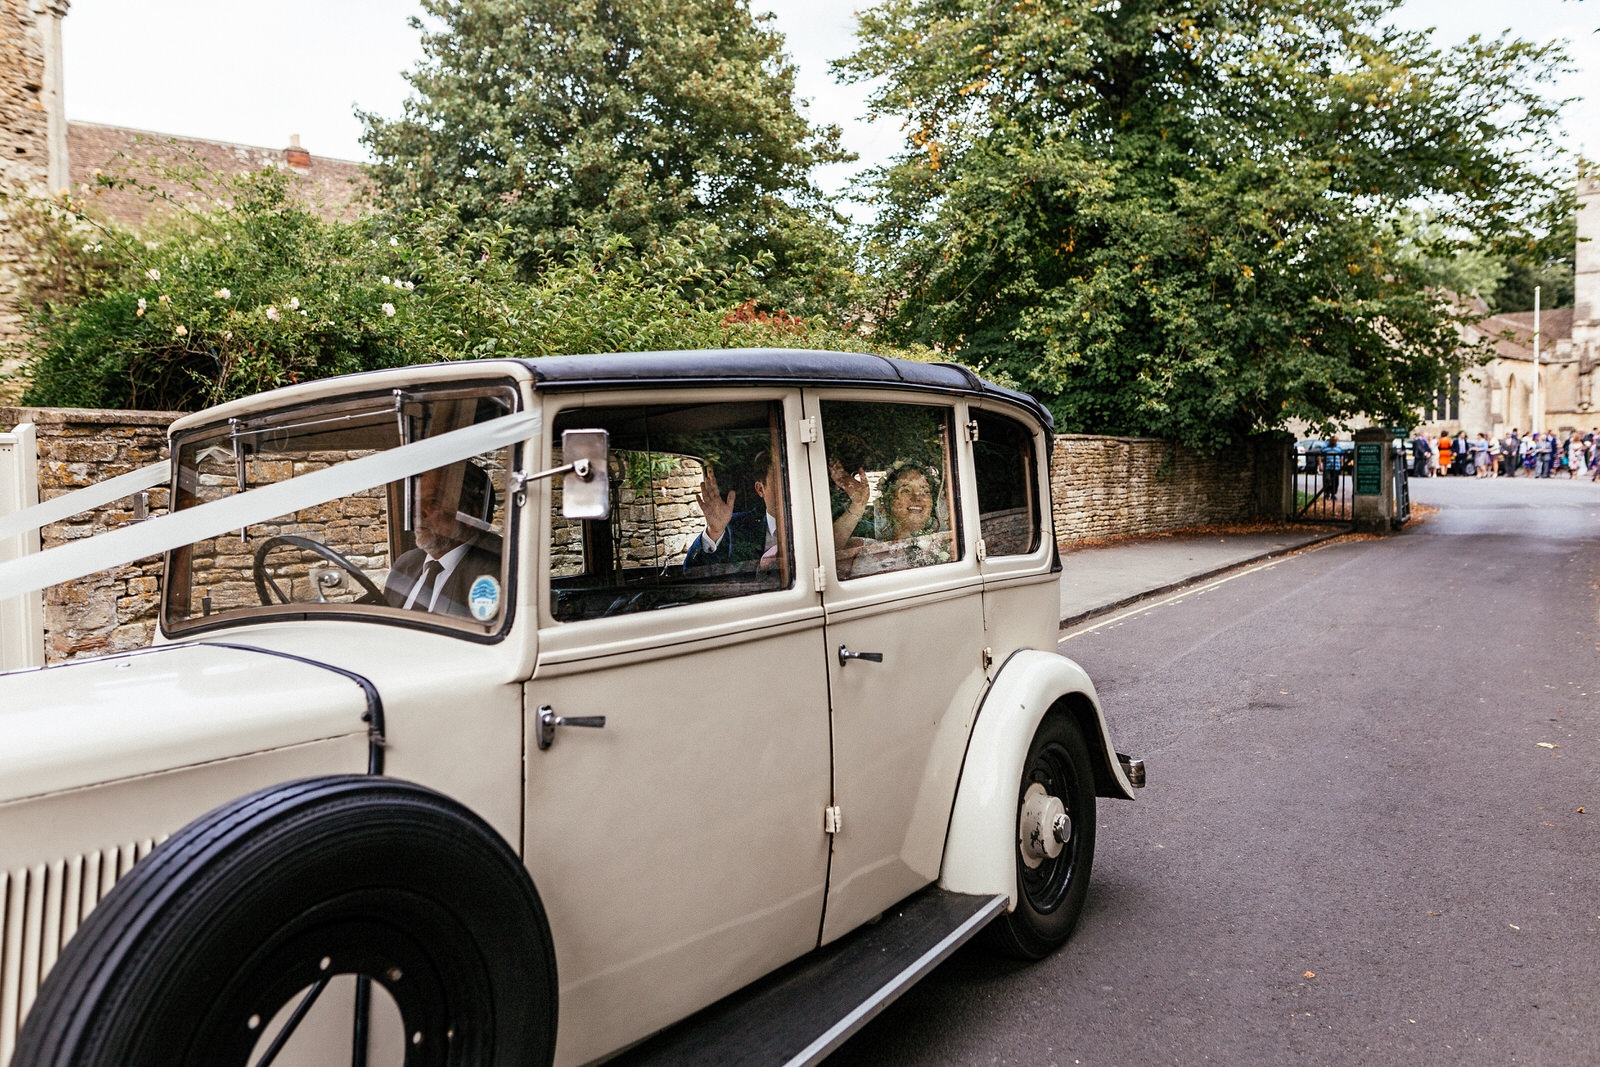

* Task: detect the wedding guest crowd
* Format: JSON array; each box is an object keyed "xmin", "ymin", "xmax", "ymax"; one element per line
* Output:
[{"xmin": 1409, "ymin": 428, "xmax": 1599, "ymax": 480}]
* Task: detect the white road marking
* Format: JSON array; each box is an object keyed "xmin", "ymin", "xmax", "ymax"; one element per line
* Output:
[{"xmin": 1059, "ymin": 539, "xmax": 1340, "ymax": 644}]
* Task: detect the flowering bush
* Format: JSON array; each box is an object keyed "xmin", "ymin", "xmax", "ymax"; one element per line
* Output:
[{"xmin": 4, "ymin": 162, "xmax": 918, "ymax": 412}]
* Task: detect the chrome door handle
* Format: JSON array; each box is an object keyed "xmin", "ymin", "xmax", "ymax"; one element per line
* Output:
[
  {"xmin": 537, "ymin": 705, "xmax": 607, "ymax": 750},
  {"xmin": 838, "ymin": 644, "xmax": 884, "ymax": 666}
]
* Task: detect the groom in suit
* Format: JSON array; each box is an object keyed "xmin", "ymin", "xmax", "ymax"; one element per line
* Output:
[
  {"xmin": 385, "ymin": 463, "xmax": 501, "ymax": 618},
  {"xmin": 683, "ymin": 448, "xmax": 782, "ymax": 571}
]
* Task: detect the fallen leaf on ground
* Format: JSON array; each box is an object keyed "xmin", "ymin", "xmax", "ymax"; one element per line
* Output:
[
  {"xmin": 1536, "ymin": 742, "xmax": 1559, "ymax": 749},
  {"xmin": 1304, "ymin": 972, "xmax": 1315, "ymax": 979}
]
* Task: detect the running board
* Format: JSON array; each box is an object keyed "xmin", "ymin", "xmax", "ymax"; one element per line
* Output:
[{"xmin": 614, "ymin": 888, "xmax": 1008, "ymax": 1067}]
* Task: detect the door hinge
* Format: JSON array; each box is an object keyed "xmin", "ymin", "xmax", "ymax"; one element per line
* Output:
[
  {"xmin": 963, "ymin": 419, "xmax": 979, "ymax": 443},
  {"xmin": 813, "ymin": 565, "xmax": 826, "ymax": 591},
  {"xmin": 823, "ymin": 805, "xmax": 842, "ymax": 835},
  {"xmin": 982, "ymin": 646, "xmax": 993, "ymax": 670},
  {"xmin": 799, "ymin": 415, "xmax": 819, "ymax": 444},
  {"xmin": 975, "ymin": 538, "xmax": 988, "ymax": 562}
]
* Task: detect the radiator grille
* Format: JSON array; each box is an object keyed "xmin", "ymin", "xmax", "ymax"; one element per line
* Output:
[{"xmin": 0, "ymin": 839, "xmax": 162, "ymax": 1066}]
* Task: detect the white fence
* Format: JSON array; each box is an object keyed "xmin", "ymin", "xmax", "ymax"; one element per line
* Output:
[{"xmin": 0, "ymin": 424, "xmax": 43, "ymax": 670}]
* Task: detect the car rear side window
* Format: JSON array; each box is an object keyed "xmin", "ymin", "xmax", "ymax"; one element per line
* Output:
[
  {"xmin": 548, "ymin": 401, "xmax": 793, "ymax": 621},
  {"xmin": 821, "ymin": 401, "xmax": 961, "ymax": 580},
  {"xmin": 971, "ymin": 411, "xmax": 1041, "ymax": 556}
]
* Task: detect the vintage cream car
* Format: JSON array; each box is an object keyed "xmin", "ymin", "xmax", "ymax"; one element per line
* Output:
[{"xmin": 0, "ymin": 350, "xmax": 1142, "ymax": 1066}]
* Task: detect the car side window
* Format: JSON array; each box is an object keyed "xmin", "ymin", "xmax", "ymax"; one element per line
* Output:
[
  {"xmin": 822, "ymin": 400, "xmax": 961, "ymax": 580},
  {"xmin": 549, "ymin": 401, "xmax": 793, "ymax": 621},
  {"xmin": 971, "ymin": 411, "xmax": 1041, "ymax": 556}
]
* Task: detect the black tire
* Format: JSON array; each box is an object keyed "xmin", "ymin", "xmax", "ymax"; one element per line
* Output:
[
  {"xmin": 13, "ymin": 776, "xmax": 557, "ymax": 1067},
  {"xmin": 985, "ymin": 714, "xmax": 1096, "ymax": 960}
]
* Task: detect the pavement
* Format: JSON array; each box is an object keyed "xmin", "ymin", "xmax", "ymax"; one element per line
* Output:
[{"xmin": 1057, "ymin": 525, "xmax": 1343, "ymax": 627}]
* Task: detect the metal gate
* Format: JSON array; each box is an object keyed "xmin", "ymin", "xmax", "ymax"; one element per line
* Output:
[
  {"xmin": 1294, "ymin": 443, "xmax": 1353, "ymax": 523},
  {"xmin": 1392, "ymin": 441, "xmax": 1410, "ymax": 526}
]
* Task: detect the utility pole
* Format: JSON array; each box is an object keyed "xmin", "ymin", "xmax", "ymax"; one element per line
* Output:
[{"xmin": 1532, "ymin": 286, "xmax": 1541, "ymax": 435}]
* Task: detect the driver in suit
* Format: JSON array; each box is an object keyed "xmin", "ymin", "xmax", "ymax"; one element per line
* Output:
[{"xmin": 385, "ymin": 462, "xmax": 501, "ymax": 617}]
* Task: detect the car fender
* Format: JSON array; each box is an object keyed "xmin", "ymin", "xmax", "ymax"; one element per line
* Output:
[{"xmin": 939, "ymin": 649, "xmax": 1137, "ymax": 908}]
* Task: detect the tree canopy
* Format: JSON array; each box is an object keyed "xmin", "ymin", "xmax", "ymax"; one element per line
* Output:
[
  {"xmin": 838, "ymin": 0, "xmax": 1574, "ymax": 446},
  {"xmin": 359, "ymin": 0, "xmax": 857, "ymax": 311},
  {"xmin": 5, "ymin": 165, "xmax": 916, "ymax": 412}
]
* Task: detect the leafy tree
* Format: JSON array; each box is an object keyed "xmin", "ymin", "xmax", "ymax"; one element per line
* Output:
[
  {"xmin": 4, "ymin": 162, "xmax": 921, "ymax": 412},
  {"xmin": 838, "ymin": 0, "xmax": 1574, "ymax": 447},
  {"xmin": 359, "ymin": 0, "xmax": 857, "ymax": 311},
  {"xmin": 1488, "ymin": 196, "xmax": 1577, "ymax": 312}
]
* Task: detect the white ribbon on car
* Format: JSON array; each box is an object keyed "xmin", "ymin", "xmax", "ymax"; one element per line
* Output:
[
  {"xmin": 0, "ymin": 410, "xmax": 541, "ymax": 605},
  {"xmin": 0, "ymin": 461, "xmax": 169, "ymax": 544}
]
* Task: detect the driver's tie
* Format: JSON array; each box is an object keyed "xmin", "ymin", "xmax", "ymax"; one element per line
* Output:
[{"xmin": 412, "ymin": 559, "xmax": 444, "ymax": 611}]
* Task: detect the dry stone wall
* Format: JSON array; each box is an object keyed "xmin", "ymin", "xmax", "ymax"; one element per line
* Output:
[{"xmin": 1050, "ymin": 434, "xmax": 1279, "ymax": 545}]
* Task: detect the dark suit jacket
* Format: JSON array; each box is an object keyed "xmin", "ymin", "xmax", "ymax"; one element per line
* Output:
[
  {"xmin": 385, "ymin": 540, "xmax": 502, "ymax": 618},
  {"xmin": 682, "ymin": 509, "xmax": 770, "ymax": 571}
]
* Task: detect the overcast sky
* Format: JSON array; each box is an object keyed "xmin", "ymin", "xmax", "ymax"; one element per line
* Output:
[{"xmin": 61, "ymin": 0, "xmax": 1598, "ymax": 215}]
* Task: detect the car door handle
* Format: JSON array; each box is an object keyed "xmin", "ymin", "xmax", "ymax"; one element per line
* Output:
[
  {"xmin": 838, "ymin": 644, "xmax": 884, "ymax": 666},
  {"xmin": 536, "ymin": 705, "xmax": 607, "ymax": 750}
]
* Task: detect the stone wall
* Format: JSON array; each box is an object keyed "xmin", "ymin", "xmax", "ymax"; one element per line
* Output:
[
  {"xmin": 0, "ymin": 0, "xmax": 53, "ymax": 190},
  {"xmin": 1050, "ymin": 433, "xmax": 1287, "ymax": 546},
  {"xmin": 0, "ymin": 404, "xmax": 176, "ymax": 660},
  {"xmin": 0, "ymin": 0, "xmax": 56, "ymax": 395}
]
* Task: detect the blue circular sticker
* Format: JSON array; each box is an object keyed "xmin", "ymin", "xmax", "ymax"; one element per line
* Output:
[{"xmin": 468, "ymin": 575, "xmax": 501, "ymax": 621}]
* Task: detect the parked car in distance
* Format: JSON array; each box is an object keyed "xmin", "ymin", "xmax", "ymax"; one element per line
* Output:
[{"xmin": 0, "ymin": 349, "xmax": 1143, "ymax": 1067}]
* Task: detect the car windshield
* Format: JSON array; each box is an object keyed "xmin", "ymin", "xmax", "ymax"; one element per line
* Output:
[{"xmin": 162, "ymin": 380, "xmax": 520, "ymax": 636}]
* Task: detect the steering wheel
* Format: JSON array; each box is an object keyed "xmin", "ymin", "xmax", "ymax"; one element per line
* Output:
[{"xmin": 252, "ymin": 534, "xmax": 386, "ymax": 607}]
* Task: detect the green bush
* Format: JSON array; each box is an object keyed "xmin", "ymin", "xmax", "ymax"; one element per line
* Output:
[{"xmin": 4, "ymin": 162, "xmax": 918, "ymax": 412}]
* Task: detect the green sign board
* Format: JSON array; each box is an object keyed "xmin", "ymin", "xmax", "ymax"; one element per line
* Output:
[{"xmin": 1354, "ymin": 442, "xmax": 1383, "ymax": 495}]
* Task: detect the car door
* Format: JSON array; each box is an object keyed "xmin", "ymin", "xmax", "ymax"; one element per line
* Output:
[
  {"xmin": 806, "ymin": 391, "xmax": 991, "ymax": 944},
  {"xmin": 969, "ymin": 404, "xmax": 1058, "ymax": 657},
  {"xmin": 523, "ymin": 389, "xmax": 834, "ymax": 1066}
]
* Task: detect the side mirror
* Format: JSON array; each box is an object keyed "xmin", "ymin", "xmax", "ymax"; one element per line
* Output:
[{"xmin": 560, "ymin": 429, "xmax": 610, "ymax": 520}]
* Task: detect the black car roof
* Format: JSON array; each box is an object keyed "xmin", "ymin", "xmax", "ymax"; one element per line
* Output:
[{"xmin": 516, "ymin": 349, "xmax": 1053, "ymax": 432}]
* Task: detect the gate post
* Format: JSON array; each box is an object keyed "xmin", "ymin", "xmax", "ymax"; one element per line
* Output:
[
  {"xmin": 1252, "ymin": 431, "xmax": 1295, "ymax": 520},
  {"xmin": 1352, "ymin": 427, "xmax": 1394, "ymax": 534},
  {"xmin": 0, "ymin": 421, "xmax": 45, "ymax": 669}
]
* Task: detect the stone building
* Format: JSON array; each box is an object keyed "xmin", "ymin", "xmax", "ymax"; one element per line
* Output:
[
  {"xmin": 1, "ymin": 0, "xmax": 68, "ymax": 390},
  {"xmin": 0, "ymin": 0, "xmax": 367, "ymax": 397},
  {"xmin": 1417, "ymin": 175, "xmax": 1600, "ymax": 439},
  {"xmin": 0, "ymin": 0, "xmax": 369, "ymax": 666}
]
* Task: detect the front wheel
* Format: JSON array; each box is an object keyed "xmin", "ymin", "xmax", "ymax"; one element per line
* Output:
[
  {"xmin": 14, "ymin": 776, "xmax": 557, "ymax": 1067},
  {"xmin": 985, "ymin": 714, "xmax": 1096, "ymax": 960}
]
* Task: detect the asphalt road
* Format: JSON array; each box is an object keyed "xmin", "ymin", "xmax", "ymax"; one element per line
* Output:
[{"xmin": 831, "ymin": 474, "xmax": 1600, "ymax": 1066}]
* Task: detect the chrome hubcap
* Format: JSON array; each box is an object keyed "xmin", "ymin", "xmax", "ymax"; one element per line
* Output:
[{"xmin": 1018, "ymin": 782, "xmax": 1069, "ymax": 869}]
